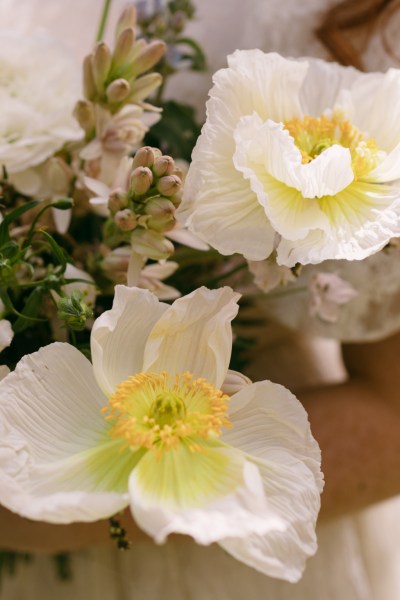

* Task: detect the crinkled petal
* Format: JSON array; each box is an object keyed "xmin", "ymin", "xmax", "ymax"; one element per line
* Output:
[
  {"xmin": 143, "ymin": 287, "xmax": 240, "ymax": 388},
  {"xmin": 0, "ymin": 343, "xmax": 130, "ymax": 522},
  {"xmin": 277, "ymin": 182, "xmax": 400, "ymax": 266},
  {"xmin": 91, "ymin": 286, "xmax": 168, "ymax": 397},
  {"xmin": 128, "ymin": 441, "xmax": 284, "ymax": 545},
  {"xmin": 220, "ymin": 381, "xmax": 322, "ymax": 582}
]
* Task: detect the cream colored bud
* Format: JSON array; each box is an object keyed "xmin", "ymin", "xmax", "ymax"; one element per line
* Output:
[
  {"xmin": 83, "ymin": 55, "xmax": 96, "ymax": 100},
  {"xmin": 106, "ymin": 78, "xmax": 131, "ymax": 103},
  {"xmin": 131, "ymin": 228, "xmax": 174, "ymax": 260},
  {"xmin": 129, "ymin": 41, "xmax": 166, "ymax": 78},
  {"xmin": 157, "ymin": 175, "xmax": 182, "ymax": 197},
  {"xmin": 108, "ymin": 188, "xmax": 129, "ymax": 212},
  {"xmin": 92, "ymin": 42, "xmax": 112, "ymax": 93},
  {"xmin": 114, "ymin": 209, "xmax": 137, "ymax": 231},
  {"xmin": 153, "ymin": 155, "xmax": 175, "ymax": 177},
  {"xmin": 130, "ymin": 166, "xmax": 153, "ymax": 195},
  {"xmin": 128, "ymin": 73, "xmax": 163, "ymax": 103},
  {"xmin": 73, "ymin": 99, "xmax": 95, "ymax": 131},
  {"xmin": 112, "ymin": 27, "xmax": 137, "ymax": 69},
  {"xmin": 145, "ymin": 198, "xmax": 176, "ymax": 232},
  {"xmin": 132, "ymin": 146, "xmax": 156, "ymax": 169},
  {"xmin": 115, "ymin": 5, "xmax": 137, "ymax": 39},
  {"xmin": 46, "ymin": 157, "xmax": 73, "ymax": 195}
]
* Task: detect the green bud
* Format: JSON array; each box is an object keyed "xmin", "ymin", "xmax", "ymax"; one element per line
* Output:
[
  {"xmin": 130, "ymin": 228, "xmax": 174, "ymax": 260},
  {"xmin": 128, "ymin": 41, "xmax": 166, "ymax": 78},
  {"xmin": 73, "ymin": 99, "xmax": 95, "ymax": 131},
  {"xmin": 112, "ymin": 28, "xmax": 137, "ymax": 70},
  {"xmin": 92, "ymin": 42, "xmax": 112, "ymax": 94},
  {"xmin": 130, "ymin": 166, "xmax": 153, "ymax": 195},
  {"xmin": 157, "ymin": 175, "xmax": 182, "ymax": 197},
  {"xmin": 57, "ymin": 290, "xmax": 93, "ymax": 331},
  {"xmin": 128, "ymin": 72, "xmax": 163, "ymax": 103},
  {"xmin": 115, "ymin": 5, "xmax": 137, "ymax": 40},
  {"xmin": 106, "ymin": 78, "xmax": 131, "ymax": 103},
  {"xmin": 51, "ymin": 198, "xmax": 74, "ymax": 210},
  {"xmin": 114, "ymin": 209, "xmax": 137, "ymax": 231},
  {"xmin": 153, "ymin": 155, "xmax": 175, "ymax": 177},
  {"xmin": 83, "ymin": 55, "xmax": 96, "ymax": 100}
]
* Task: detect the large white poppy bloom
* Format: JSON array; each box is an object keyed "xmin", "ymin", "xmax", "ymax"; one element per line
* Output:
[
  {"xmin": 0, "ymin": 285, "xmax": 322, "ymax": 582},
  {"xmin": 179, "ymin": 51, "xmax": 400, "ymax": 266}
]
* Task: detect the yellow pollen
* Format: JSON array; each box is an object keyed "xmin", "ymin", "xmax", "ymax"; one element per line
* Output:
[
  {"xmin": 103, "ymin": 371, "xmax": 231, "ymax": 453},
  {"xmin": 284, "ymin": 112, "xmax": 383, "ymax": 179}
]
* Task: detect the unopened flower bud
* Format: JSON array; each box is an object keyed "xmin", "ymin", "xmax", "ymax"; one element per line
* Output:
[
  {"xmin": 129, "ymin": 41, "xmax": 166, "ymax": 78},
  {"xmin": 115, "ymin": 5, "xmax": 137, "ymax": 39},
  {"xmin": 132, "ymin": 146, "xmax": 156, "ymax": 169},
  {"xmin": 114, "ymin": 209, "xmax": 137, "ymax": 231},
  {"xmin": 131, "ymin": 228, "xmax": 174, "ymax": 260},
  {"xmin": 51, "ymin": 198, "xmax": 74, "ymax": 210},
  {"xmin": 83, "ymin": 55, "xmax": 96, "ymax": 100},
  {"xmin": 57, "ymin": 290, "xmax": 93, "ymax": 331},
  {"xmin": 46, "ymin": 157, "xmax": 73, "ymax": 195},
  {"xmin": 112, "ymin": 28, "xmax": 138, "ymax": 69},
  {"xmin": 130, "ymin": 166, "xmax": 153, "ymax": 195},
  {"xmin": 92, "ymin": 42, "xmax": 112, "ymax": 93},
  {"xmin": 106, "ymin": 78, "xmax": 131, "ymax": 103},
  {"xmin": 128, "ymin": 73, "xmax": 163, "ymax": 103},
  {"xmin": 157, "ymin": 174, "xmax": 182, "ymax": 197},
  {"xmin": 145, "ymin": 198, "xmax": 176, "ymax": 232},
  {"xmin": 73, "ymin": 99, "xmax": 95, "ymax": 131},
  {"xmin": 170, "ymin": 10, "xmax": 186, "ymax": 33},
  {"xmin": 108, "ymin": 188, "xmax": 129, "ymax": 212},
  {"xmin": 153, "ymin": 155, "xmax": 175, "ymax": 177}
]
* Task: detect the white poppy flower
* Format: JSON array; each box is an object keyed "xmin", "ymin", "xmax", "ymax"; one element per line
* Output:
[
  {"xmin": 0, "ymin": 31, "xmax": 82, "ymax": 176},
  {"xmin": 179, "ymin": 51, "xmax": 400, "ymax": 266},
  {"xmin": 0, "ymin": 285, "xmax": 322, "ymax": 582}
]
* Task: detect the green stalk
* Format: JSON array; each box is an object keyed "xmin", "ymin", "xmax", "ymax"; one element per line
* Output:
[{"xmin": 96, "ymin": 0, "xmax": 113, "ymax": 42}]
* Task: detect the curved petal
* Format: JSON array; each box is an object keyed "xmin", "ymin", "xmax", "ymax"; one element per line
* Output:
[
  {"xmin": 367, "ymin": 142, "xmax": 400, "ymax": 183},
  {"xmin": 180, "ymin": 51, "xmax": 308, "ymax": 261},
  {"xmin": 0, "ymin": 343, "xmax": 130, "ymax": 522},
  {"xmin": 0, "ymin": 319, "xmax": 13, "ymax": 352},
  {"xmin": 128, "ymin": 441, "xmax": 284, "ymax": 545},
  {"xmin": 90, "ymin": 286, "xmax": 168, "ymax": 397},
  {"xmin": 143, "ymin": 286, "xmax": 240, "ymax": 387},
  {"xmin": 221, "ymin": 369, "xmax": 252, "ymax": 396},
  {"xmin": 277, "ymin": 182, "xmax": 400, "ymax": 265},
  {"xmin": 220, "ymin": 380, "xmax": 322, "ymax": 582}
]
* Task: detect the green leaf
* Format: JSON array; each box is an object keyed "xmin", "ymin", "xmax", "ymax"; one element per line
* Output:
[
  {"xmin": 0, "ymin": 200, "xmax": 39, "ymax": 247},
  {"xmin": 13, "ymin": 287, "xmax": 47, "ymax": 333},
  {"xmin": 174, "ymin": 37, "xmax": 207, "ymax": 71},
  {"xmin": 40, "ymin": 230, "xmax": 68, "ymax": 272}
]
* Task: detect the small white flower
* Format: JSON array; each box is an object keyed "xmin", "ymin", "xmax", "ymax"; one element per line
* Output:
[
  {"xmin": 0, "ymin": 285, "xmax": 322, "ymax": 582},
  {"xmin": 0, "ymin": 31, "xmax": 82, "ymax": 176},
  {"xmin": 179, "ymin": 51, "xmax": 400, "ymax": 266},
  {"xmin": 309, "ymin": 272, "xmax": 358, "ymax": 323},
  {"xmin": 248, "ymin": 256, "xmax": 296, "ymax": 293}
]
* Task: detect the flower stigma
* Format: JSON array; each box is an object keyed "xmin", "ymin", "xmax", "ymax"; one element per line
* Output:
[
  {"xmin": 284, "ymin": 112, "xmax": 385, "ymax": 179},
  {"xmin": 102, "ymin": 371, "xmax": 231, "ymax": 454}
]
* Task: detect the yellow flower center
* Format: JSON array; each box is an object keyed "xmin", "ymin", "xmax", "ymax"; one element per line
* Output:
[
  {"xmin": 284, "ymin": 112, "xmax": 383, "ymax": 179},
  {"xmin": 102, "ymin": 371, "xmax": 231, "ymax": 453}
]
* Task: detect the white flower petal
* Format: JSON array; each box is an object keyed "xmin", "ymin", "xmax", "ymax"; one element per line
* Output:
[
  {"xmin": 84, "ymin": 176, "xmax": 110, "ymax": 198},
  {"xmin": 91, "ymin": 285, "xmax": 168, "ymax": 397},
  {"xmin": 221, "ymin": 380, "xmax": 323, "ymax": 582},
  {"xmin": 367, "ymin": 142, "xmax": 400, "ymax": 183},
  {"xmin": 0, "ymin": 319, "xmax": 13, "ymax": 352},
  {"xmin": 221, "ymin": 369, "xmax": 252, "ymax": 396},
  {"xmin": 52, "ymin": 205, "xmax": 71, "ymax": 234},
  {"xmin": 0, "ymin": 343, "xmax": 129, "ymax": 522},
  {"xmin": 128, "ymin": 442, "xmax": 284, "ymax": 545},
  {"xmin": 143, "ymin": 287, "xmax": 240, "ymax": 387},
  {"xmin": 0, "ymin": 365, "xmax": 10, "ymax": 380}
]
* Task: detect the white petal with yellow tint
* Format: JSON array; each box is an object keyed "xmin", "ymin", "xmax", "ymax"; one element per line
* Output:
[
  {"xmin": 91, "ymin": 286, "xmax": 168, "ymax": 397},
  {"xmin": 277, "ymin": 182, "xmax": 400, "ymax": 266},
  {"xmin": 0, "ymin": 343, "xmax": 130, "ymax": 522},
  {"xmin": 128, "ymin": 441, "xmax": 284, "ymax": 545},
  {"xmin": 220, "ymin": 380, "xmax": 322, "ymax": 581},
  {"xmin": 143, "ymin": 287, "xmax": 240, "ymax": 388}
]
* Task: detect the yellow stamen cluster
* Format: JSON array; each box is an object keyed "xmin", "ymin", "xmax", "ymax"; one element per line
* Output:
[
  {"xmin": 284, "ymin": 113, "xmax": 383, "ymax": 179},
  {"xmin": 102, "ymin": 371, "xmax": 231, "ymax": 454}
]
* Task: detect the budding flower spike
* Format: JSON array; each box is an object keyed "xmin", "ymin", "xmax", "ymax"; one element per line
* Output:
[
  {"xmin": 179, "ymin": 51, "xmax": 400, "ymax": 267},
  {"xmin": 0, "ymin": 286, "xmax": 322, "ymax": 582}
]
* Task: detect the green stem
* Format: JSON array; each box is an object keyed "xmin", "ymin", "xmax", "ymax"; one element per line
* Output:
[{"xmin": 96, "ymin": 0, "xmax": 113, "ymax": 42}]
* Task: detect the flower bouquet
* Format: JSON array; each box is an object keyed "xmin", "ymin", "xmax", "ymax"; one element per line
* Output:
[{"xmin": 2, "ymin": 0, "xmax": 398, "ymax": 586}]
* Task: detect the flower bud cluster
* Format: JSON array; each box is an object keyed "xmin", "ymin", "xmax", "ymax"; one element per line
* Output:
[
  {"xmin": 107, "ymin": 146, "xmax": 182, "ymax": 259},
  {"xmin": 56, "ymin": 290, "xmax": 93, "ymax": 331},
  {"xmin": 80, "ymin": 6, "xmax": 165, "ymax": 115}
]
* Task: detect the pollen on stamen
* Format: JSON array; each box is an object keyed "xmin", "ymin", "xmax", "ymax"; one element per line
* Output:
[{"xmin": 102, "ymin": 370, "xmax": 231, "ymax": 454}]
